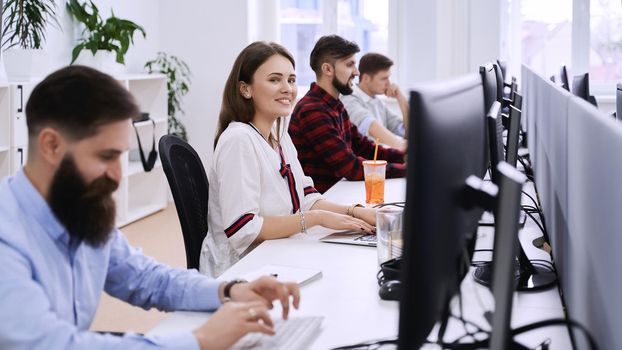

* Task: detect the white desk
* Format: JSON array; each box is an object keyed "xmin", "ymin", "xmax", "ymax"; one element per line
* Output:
[{"xmin": 150, "ymin": 179, "xmax": 571, "ymax": 349}]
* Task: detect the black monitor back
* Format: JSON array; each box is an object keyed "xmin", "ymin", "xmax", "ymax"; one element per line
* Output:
[
  {"xmin": 480, "ymin": 62, "xmax": 498, "ymax": 113},
  {"xmin": 506, "ymin": 104, "xmax": 522, "ymax": 167},
  {"xmin": 487, "ymin": 101, "xmax": 504, "ymax": 185},
  {"xmin": 493, "ymin": 62, "xmax": 505, "ymax": 103},
  {"xmin": 571, "ymin": 73, "xmax": 590, "ymax": 101},
  {"xmin": 399, "ymin": 73, "xmax": 487, "ymax": 349},
  {"xmin": 489, "ymin": 162, "xmax": 527, "ymax": 349},
  {"xmin": 560, "ymin": 65, "xmax": 570, "ymax": 91},
  {"xmin": 617, "ymin": 83, "xmax": 622, "ymax": 120},
  {"xmin": 497, "ymin": 59, "xmax": 507, "ymax": 82}
]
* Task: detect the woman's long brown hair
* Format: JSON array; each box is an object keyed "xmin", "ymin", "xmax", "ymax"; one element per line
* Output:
[{"xmin": 214, "ymin": 41, "xmax": 295, "ymax": 149}]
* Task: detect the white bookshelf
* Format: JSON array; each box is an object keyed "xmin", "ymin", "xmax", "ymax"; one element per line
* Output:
[
  {"xmin": 0, "ymin": 84, "xmax": 11, "ymax": 179},
  {"xmin": 116, "ymin": 74, "xmax": 169, "ymax": 227},
  {"xmin": 0, "ymin": 74, "xmax": 170, "ymax": 228}
]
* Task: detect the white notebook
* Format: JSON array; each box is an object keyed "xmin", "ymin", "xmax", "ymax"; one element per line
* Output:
[{"xmin": 241, "ymin": 264, "xmax": 322, "ymax": 287}]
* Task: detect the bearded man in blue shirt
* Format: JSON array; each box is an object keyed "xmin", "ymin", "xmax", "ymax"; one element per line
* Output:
[{"xmin": 0, "ymin": 66, "xmax": 300, "ymax": 350}]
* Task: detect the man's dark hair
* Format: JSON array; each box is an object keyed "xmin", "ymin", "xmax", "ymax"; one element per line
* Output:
[
  {"xmin": 359, "ymin": 53, "xmax": 394, "ymax": 77},
  {"xmin": 309, "ymin": 35, "xmax": 360, "ymax": 77},
  {"xmin": 26, "ymin": 65, "xmax": 139, "ymax": 142}
]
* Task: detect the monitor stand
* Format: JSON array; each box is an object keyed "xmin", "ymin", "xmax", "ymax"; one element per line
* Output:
[{"xmin": 473, "ymin": 245, "xmax": 557, "ymax": 291}]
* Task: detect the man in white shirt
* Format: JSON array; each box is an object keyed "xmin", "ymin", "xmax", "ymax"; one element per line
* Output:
[{"xmin": 341, "ymin": 53, "xmax": 409, "ymax": 152}]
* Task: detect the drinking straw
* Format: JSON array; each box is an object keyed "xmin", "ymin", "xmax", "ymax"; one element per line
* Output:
[{"xmin": 373, "ymin": 138, "xmax": 380, "ymax": 162}]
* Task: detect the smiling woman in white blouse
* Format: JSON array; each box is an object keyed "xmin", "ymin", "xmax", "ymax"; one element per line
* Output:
[{"xmin": 200, "ymin": 42, "xmax": 377, "ymax": 277}]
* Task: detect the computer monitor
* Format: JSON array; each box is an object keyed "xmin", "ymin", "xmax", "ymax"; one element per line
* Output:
[
  {"xmin": 509, "ymin": 79, "xmax": 518, "ymax": 106},
  {"xmin": 513, "ymin": 92, "xmax": 522, "ymax": 111},
  {"xmin": 505, "ymin": 104, "xmax": 522, "ymax": 168},
  {"xmin": 487, "ymin": 102, "xmax": 504, "ymax": 185},
  {"xmin": 475, "ymin": 97, "xmax": 556, "ymax": 292},
  {"xmin": 493, "ymin": 62, "xmax": 505, "ymax": 103},
  {"xmin": 496, "ymin": 59, "xmax": 507, "ymax": 82},
  {"xmin": 571, "ymin": 73, "xmax": 590, "ymax": 101},
  {"xmin": 489, "ymin": 162, "xmax": 527, "ymax": 349},
  {"xmin": 559, "ymin": 65, "xmax": 570, "ymax": 91},
  {"xmin": 399, "ymin": 73, "xmax": 487, "ymax": 349},
  {"xmin": 480, "ymin": 62, "xmax": 498, "ymax": 113}
]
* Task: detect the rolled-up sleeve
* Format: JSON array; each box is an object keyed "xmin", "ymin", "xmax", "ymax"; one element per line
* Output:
[
  {"xmin": 342, "ymin": 95, "xmax": 373, "ymax": 136},
  {"xmin": 384, "ymin": 105, "xmax": 406, "ymax": 137},
  {"xmin": 213, "ymin": 134, "xmax": 265, "ymax": 255}
]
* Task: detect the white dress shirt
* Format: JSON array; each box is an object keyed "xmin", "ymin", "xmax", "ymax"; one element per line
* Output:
[
  {"xmin": 341, "ymin": 84, "xmax": 405, "ymax": 138},
  {"xmin": 200, "ymin": 121, "xmax": 323, "ymax": 277}
]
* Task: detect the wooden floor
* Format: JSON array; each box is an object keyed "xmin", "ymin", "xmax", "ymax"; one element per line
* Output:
[{"xmin": 90, "ymin": 204, "xmax": 187, "ymax": 334}]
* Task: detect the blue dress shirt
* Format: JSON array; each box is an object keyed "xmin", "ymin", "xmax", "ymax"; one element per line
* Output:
[{"xmin": 0, "ymin": 170, "xmax": 221, "ymax": 349}]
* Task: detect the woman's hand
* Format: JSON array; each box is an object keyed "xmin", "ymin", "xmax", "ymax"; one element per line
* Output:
[
  {"xmin": 352, "ymin": 207, "xmax": 377, "ymax": 226},
  {"xmin": 309, "ymin": 210, "xmax": 375, "ymax": 234}
]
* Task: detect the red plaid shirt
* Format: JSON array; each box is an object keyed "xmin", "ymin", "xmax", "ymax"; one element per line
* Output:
[{"xmin": 289, "ymin": 83, "xmax": 406, "ymax": 193}]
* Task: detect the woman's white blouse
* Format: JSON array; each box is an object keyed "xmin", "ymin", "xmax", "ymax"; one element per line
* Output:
[{"xmin": 199, "ymin": 122, "xmax": 323, "ymax": 277}]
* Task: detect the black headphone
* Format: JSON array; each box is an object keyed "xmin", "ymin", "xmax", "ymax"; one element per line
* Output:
[
  {"xmin": 132, "ymin": 115, "xmax": 158, "ymax": 172},
  {"xmin": 376, "ymin": 257, "xmax": 401, "ymax": 286}
]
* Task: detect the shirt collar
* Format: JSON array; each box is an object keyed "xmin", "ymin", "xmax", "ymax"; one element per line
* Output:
[
  {"xmin": 10, "ymin": 169, "xmax": 70, "ymax": 246},
  {"xmin": 309, "ymin": 82, "xmax": 344, "ymax": 111},
  {"xmin": 353, "ymin": 84, "xmax": 374, "ymax": 103}
]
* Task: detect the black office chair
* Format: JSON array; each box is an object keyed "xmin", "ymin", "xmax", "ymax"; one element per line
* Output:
[{"xmin": 159, "ymin": 135, "xmax": 209, "ymax": 270}]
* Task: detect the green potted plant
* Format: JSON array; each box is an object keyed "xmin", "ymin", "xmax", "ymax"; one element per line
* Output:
[
  {"xmin": 66, "ymin": 0, "xmax": 145, "ymax": 73},
  {"xmin": 145, "ymin": 52, "xmax": 191, "ymax": 141},
  {"xmin": 1, "ymin": 0, "xmax": 60, "ymax": 79}
]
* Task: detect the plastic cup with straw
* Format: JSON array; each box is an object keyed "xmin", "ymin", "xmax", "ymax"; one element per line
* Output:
[{"xmin": 363, "ymin": 138, "xmax": 387, "ymax": 204}]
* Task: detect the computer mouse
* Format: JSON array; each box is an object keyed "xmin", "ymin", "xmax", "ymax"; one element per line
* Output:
[{"xmin": 378, "ymin": 280, "xmax": 402, "ymax": 301}]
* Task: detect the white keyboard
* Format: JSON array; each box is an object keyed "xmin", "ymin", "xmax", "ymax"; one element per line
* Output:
[{"xmin": 231, "ymin": 316, "xmax": 323, "ymax": 350}]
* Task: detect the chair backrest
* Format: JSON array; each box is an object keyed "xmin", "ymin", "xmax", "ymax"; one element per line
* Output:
[{"xmin": 159, "ymin": 135, "xmax": 209, "ymax": 270}]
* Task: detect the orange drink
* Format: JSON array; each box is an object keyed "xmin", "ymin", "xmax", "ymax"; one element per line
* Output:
[{"xmin": 362, "ymin": 160, "xmax": 387, "ymax": 204}]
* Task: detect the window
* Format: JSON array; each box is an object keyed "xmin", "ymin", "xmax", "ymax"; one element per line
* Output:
[
  {"xmin": 280, "ymin": 0, "xmax": 323, "ymax": 88},
  {"xmin": 279, "ymin": 0, "xmax": 389, "ymax": 88},
  {"xmin": 589, "ymin": 0, "xmax": 622, "ymax": 84},
  {"xmin": 516, "ymin": 0, "xmax": 622, "ymax": 94},
  {"xmin": 336, "ymin": 0, "xmax": 389, "ymax": 56},
  {"xmin": 520, "ymin": 0, "xmax": 572, "ymax": 78}
]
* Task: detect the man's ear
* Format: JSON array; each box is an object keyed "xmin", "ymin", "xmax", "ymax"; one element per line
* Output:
[
  {"xmin": 360, "ymin": 73, "xmax": 370, "ymax": 85},
  {"xmin": 37, "ymin": 128, "xmax": 67, "ymax": 167},
  {"xmin": 321, "ymin": 62, "xmax": 334, "ymax": 78}
]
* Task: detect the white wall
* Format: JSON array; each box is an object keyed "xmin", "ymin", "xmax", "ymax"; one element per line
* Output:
[{"xmin": 159, "ymin": 0, "xmax": 250, "ymax": 165}]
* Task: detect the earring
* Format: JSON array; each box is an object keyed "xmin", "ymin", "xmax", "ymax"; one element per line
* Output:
[{"xmin": 243, "ymin": 93, "xmax": 251, "ymax": 99}]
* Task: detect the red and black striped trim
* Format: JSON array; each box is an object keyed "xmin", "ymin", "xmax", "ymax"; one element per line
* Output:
[
  {"xmin": 225, "ymin": 213, "xmax": 255, "ymax": 238},
  {"xmin": 304, "ymin": 186, "xmax": 319, "ymax": 196},
  {"xmin": 278, "ymin": 145, "xmax": 301, "ymax": 214}
]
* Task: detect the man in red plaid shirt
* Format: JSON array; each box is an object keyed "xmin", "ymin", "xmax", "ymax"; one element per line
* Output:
[{"xmin": 289, "ymin": 35, "xmax": 406, "ymax": 193}]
